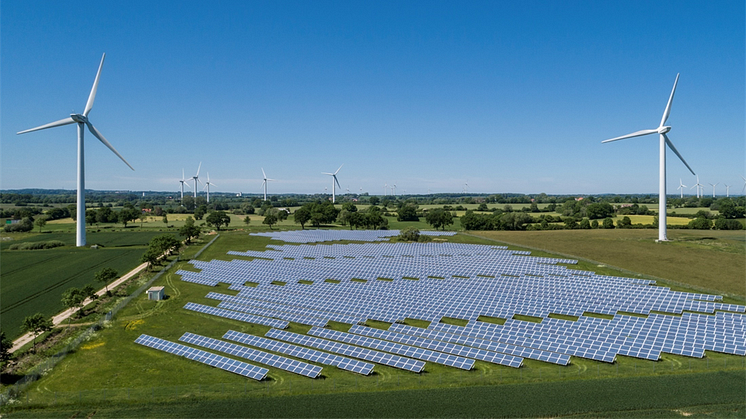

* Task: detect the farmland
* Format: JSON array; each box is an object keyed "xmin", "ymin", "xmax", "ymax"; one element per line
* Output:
[{"xmin": 2, "ymin": 230, "xmax": 744, "ymax": 418}]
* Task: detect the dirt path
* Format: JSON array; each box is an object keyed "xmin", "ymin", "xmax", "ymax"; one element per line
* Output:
[{"xmin": 10, "ymin": 262, "xmax": 148, "ymax": 353}]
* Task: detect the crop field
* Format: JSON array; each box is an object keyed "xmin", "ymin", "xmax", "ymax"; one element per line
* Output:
[
  {"xmin": 470, "ymin": 229, "xmax": 746, "ymax": 298},
  {"xmin": 3, "ymin": 230, "xmax": 744, "ymax": 418},
  {"xmin": 0, "ymin": 231, "xmax": 170, "ymax": 339}
]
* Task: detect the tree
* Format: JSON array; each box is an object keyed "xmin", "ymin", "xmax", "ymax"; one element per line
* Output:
[
  {"xmin": 397, "ymin": 227, "xmax": 420, "ymax": 242},
  {"xmin": 425, "ymin": 208, "xmax": 454, "ymax": 231},
  {"xmin": 21, "ymin": 313, "xmax": 52, "ymax": 352},
  {"xmin": 119, "ymin": 208, "xmax": 139, "ymax": 228},
  {"xmin": 243, "ymin": 216, "xmax": 251, "ymax": 226},
  {"xmin": 81, "ymin": 284, "xmax": 98, "ymax": 303},
  {"xmin": 34, "ymin": 216, "xmax": 47, "ymax": 233},
  {"xmin": 62, "ymin": 288, "xmax": 86, "ymax": 322},
  {"xmin": 140, "ymin": 248, "xmax": 161, "ymax": 270},
  {"xmin": 205, "ymin": 211, "xmax": 231, "ymax": 231},
  {"xmin": 294, "ymin": 207, "xmax": 311, "ymax": 229},
  {"xmin": 579, "ymin": 219, "xmax": 591, "ymax": 229},
  {"xmin": 397, "ymin": 203, "xmax": 419, "ymax": 222},
  {"xmin": 0, "ymin": 331, "xmax": 12, "ymax": 366},
  {"xmin": 617, "ymin": 216, "xmax": 632, "ymax": 229},
  {"xmin": 194, "ymin": 205, "xmax": 208, "ymax": 220},
  {"xmin": 591, "ymin": 219, "xmax": 599, "ymax": 229},
  {"xmin": 263, "ymin": 213, "xmax": 278, "ymax": 230},
  {"xmin": 337, "ymin": 209, "xmax": 353, "ymax": 228},
  {"xmin": 342, "ymin": 202, "xmax": 358, "ymax": 213},
  {"xmin": 162, "ymin": 214, "xmax": 168, "ymax": 225},
  {"xmin": 688, "ymin": 217, "xmax": 712, "ymax": 230},
  {"xmin": 182, "ymin": 196, "xmax": 196, "ymax": 211},
  {"xmin": 150, "ymin": 234, "xmax": 180, "ymax": 256},
  {"xmin": 368, "ymin": 196, "xmax": 380, "ymax": 205},
  {"xmin": 95, "ymin": 267, "xmax": 118, "ymax": 294},
  {"xmin": 179, "ymin": 216, "xmax": 201, "ymax": 244},
  {"xmin": 602, "ymin": 218, "xmax": 615, "ymax": 229}
]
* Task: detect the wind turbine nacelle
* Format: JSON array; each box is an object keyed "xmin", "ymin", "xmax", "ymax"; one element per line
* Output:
[
  {"xmin": 657, "ymin": 126, "xmax": 671, "ymax": 134},
  {"xmin": 70, "ymin": 114, "xmax": 87, "ymax": 123}
]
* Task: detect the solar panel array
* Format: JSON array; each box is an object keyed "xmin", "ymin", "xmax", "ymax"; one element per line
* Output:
[
  {"xmin": 179, "ymin": 332, "xmax": 322, "ymax": 378},
  {"xmin": 134, "ymin": 334, "xmax": 268, "ymax": 380},
  {"xmin": 266, "ymin": 328, "xmax": 425, "ymax": 372},
  {"xmin": 172, "ymin": 237, "xmax": 745, "ymax": 376},
  {"xmin": 223, "ymin": 330, "xmax": 374, "ymax": 375},
  {"xmin": 250, "ymin": 229, "xmax": 456, "ymax": 243}
]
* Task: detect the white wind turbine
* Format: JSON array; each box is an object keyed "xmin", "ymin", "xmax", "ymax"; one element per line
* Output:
[
  {"xmin": 16, "ymin": 53, "xmax": 134, "ymax": 247},
  {"xmin": 322, "ymin": 165, "xmax": 343, "ymax": 203},
  {"xmin": 709, "ymin": 183, "xmax": 718, "ymax": 198},
  {"xmin": 741, "ymin": 176, "xmax": 746, "ymax": 194},
  {"xmin": 203, "ymin": 172, "xmax": 217, "ymax": 203},
  {"xmin": 602, "ymin": 74, "xmax": 695, "ymax": 242},
  {"xmin": 724, "ymin": 184, "xmax": 731, "ymax": 198},
  {"xmin": 677, "ymin": 179, "xmax": 687, "ymax": 198},
  {"xmin": 691, "ymin": 175, "xmax": 704, "ymax": 198},
  {"xmin": 191, "ymin": 162, "xmax": 202, "ymax": 198},
  {"xmin": 383, "ymin": 183, "xmax": 388, "ymax": 196},
  {"xmin": 261, "ymin": 168, "xmax": 275, "ymax": 201},
  {"xmin": 178, "ymin": 168, "xmax": 191, "ymax": 202}
]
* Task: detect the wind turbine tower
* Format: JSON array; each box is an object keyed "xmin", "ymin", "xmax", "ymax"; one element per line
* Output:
[
  {"xmin": 725, "ymin": 184, "xmax": 731, "ymax": 198},
  {"xmin": 203, "ymin": 172, "xmax": 217, "ymax": 203},
  {"xmin": 191, "ymin": 162, "xmax": 202, "ymax": 198},
  {"xmin": 677, "ymin": 179, "xmax": 687, "ymax": 198},
  {"xmin": 709, "ymin": 183, "xmax": 718, "ymax": 198},
  {"xmin": 261, "ymin": 168, "xmax": 275, "ymax": 201},
  {"xmin": 179, "ymin": 168, "xmax": 191, "ymax": 202},
  {"xmin": 322, "ymin": 165, "xmax": 343, "ymax": 203},
  {"xmin": 602, "ymin": 74, "xmax": 695, "ymax": 242},
  {"xmin": 16, "ymin": 53, "xmax": 134, "ymax": 247},
  {"xmin": 691, "ymin": 176, "xmax": 704, "ymax": 199}
]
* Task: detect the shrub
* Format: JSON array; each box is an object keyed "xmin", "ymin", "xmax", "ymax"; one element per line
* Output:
[
  {"xmin": 8, "ymin": 240, "xmax": 65, "ymax": 250},
  {"xmin": 398, "ymin": 227, "xmax": 420, "ymax": 242}
]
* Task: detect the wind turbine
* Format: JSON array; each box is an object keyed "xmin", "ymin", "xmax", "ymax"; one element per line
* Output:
[
  {"xmin": 602, "ymin": 74, "xmax": 695, "ymax": 242},
  {"xmin": 383, "ymin": 183, "xmax": 388, "ymax": 196},
  {"xmin": 322, "ymin": 165, "xmax": 343, "ymax": 203},
  {"xmin": 709, "ymin": 183, "xmax": 718, "ymax": 198},
  {"xmin": 392, "ymin": 184, "xmax": 397, "ymax": 196},
  {"xmin": 261, "ymin": 168, "xmax": 275, "ymax": 201},
  {"xmin": 16, "ymin": 53, "xmax": 133, "ymax": 247},
  {"xmin": 691, "ymin": 175, "xmax": 704, "ymax": 198},
  {"xmin": 724, "ymin": 184, "xmax": 731, "ymax": 198},
  {"xmin": 741, "ymin": 176, "xmax": 746, "ymax": 194},
  {"xmin": 178, "ymin": 168, "xmax": 191, "ymax": 202},
  {"xmin": 203, "ymin": 172, "xmax": 217, "ymax": 203},
  {"xmin": 191, "ymin": 162, "xmax": 202, "ymax": 198},
  {"xmin": 677, "ymin": 179, "xmax": 687, "ymax": 198}
]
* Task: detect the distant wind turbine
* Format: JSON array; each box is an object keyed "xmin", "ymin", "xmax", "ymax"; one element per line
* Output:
[
  {"xmin": 203, "ymin": 172, "xmax": 217, "ymax": 203},
  {"xmin": 691, "ymin": 175, "xmax": 704, "ymax": 198},
  {"xmin": 191, "ymin": 162, "xmax": 202, "ymax": 198},
  {"xmin": 261, "ymin": 168, "xmax": 275, "ymax": 201},
  {"xmin": 724, "ymin": 184, "xmax": 731, "ymax": 198},
  {"xmin": 709, "ymin": 183, "xmax": 718, "ymax": 198},
  {"xmin": 322, "ymin": 165, "xmax": 343, "ymax": 203},
  {"xmin": 741, "ymin": 176, "xmax": 746, "ymax": 194},
  {"xmin": 179, "ymin": 168, "xmax": 191, "ymax": 202},
  {"xmin": 677, "ymin": 179, "xmax": 687, "ymax": 198},
  {"xmin": 16, "ymin": 53, "xmax": 134, "ymax": 247},
  {"xmin": 383, "ymin": 183, "xmax": 387, "ymax": 196},
  {"xmin": 602, "ymin": 74, "xmax": 695, "ymax": 242}
]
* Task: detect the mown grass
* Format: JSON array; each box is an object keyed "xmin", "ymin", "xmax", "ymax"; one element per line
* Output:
[{"xmin": 469, "ymin": 229, "xmax": 746, "ymax": 298}]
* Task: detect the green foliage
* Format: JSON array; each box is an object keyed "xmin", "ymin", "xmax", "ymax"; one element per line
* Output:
[
  {"xmin": 688, "ymin": 216, "xmax": 713, "ymax": 230},
  {"xmin": 341, "ymin": 202, "xmax": 358, "ymax": 213},
  {"xmin": 140, "ymin": 248, "xmax": 161, "ymax": 269},
  {"xmin": 194, "ymin": 205, "xmax": 208, "ymax": 220},
  {"xmin": 4, "ymin": 217, "xmax": 34, "ymax": 232},
  {"xmin": 591, "ymin": 219, "xmax": 599, "ymax": 229},
  {"xmin": 717, "ymin": 199, "xmax": 746, "ymax": 219},
  {"xmin": 8, "ymin": 240, "xmax": 65, "ymax": 250},
  {"xmin": 397, "ymin": 227, "xmax": 421, "ymax": 241},
  {"xmin": 118, "ymin": 208, "xmax": 140, "ymax": 228},
  {"xmin": 61, "ymin": 287, "xmax": 86, "ymax": 319},
  {"xmin": 602, "ymin": 218, "xmax": 615, "ymax": 229},
  {"xmin": 179, "ymin": 216, "xmax": 201, "ymax": 243},
  {"xmin": 205, "ymin": 211, "xmax": 231, "ymax": 231},
  {"xmin": 586, "ymin": 202, "xmax": 615, "ymax": 219},
  {"xmin": 20, "ymin": 312, "xmax": 52, "ymax": 352},
  {"xmin": 579, "ymin": 219, "xmax": 591, "ymax": 229},
  {"xmin": 243, "ymin": 216, "xmax": 251, "ymax": 226},
  {"xmin": 293, "ymin": 207, "xmax": 311, "ymax": 229},
  {"xmin": 34, "ymin": 216, "xmax": 48, "ymax": 232},
  {"xmin": 714, "ymin": 217, "xmax": 744, "ymax": 230},
  {"xmin": 182, "ymin": 196, "xmax": 196, "ymax": 211},
  {"xmin": 94, "ymin": 267, "xmax": 119, "ymax": 293},
  {"xmin": 396, "ymin": 203, "xmax": 419, "ymax": 222},
  {"xmin": 263, "ymin": 212, "xmax": 278, "ymax": 229},
  {"xmin": 617, "ymin": 216, "xmax": 632, "ymax": 229},
  {"xmin": 0, "ymin": 330, "xmax": 12, "ymax": 365},
  {"xmin": 425, "ymin": 208, "xmax": 454, "ymax": 231}
]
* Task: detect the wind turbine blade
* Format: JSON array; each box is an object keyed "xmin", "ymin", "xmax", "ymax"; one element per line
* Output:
[
  {"xmin": 196, "ymin": 162, "xmax": 201, "ymax": 177},
  {"xmin": 85, "ymin": 121, "xmax": 134, "ymax": 170},
  {"xmin": 84, "ymin": 53, "xmax": 106, "ymax": 117},
  {"xmin": 663, "ymin": 134, "xmax": 695, "ymax": 176},
  {"xmin": 322, "ymin": 172, "xmax": 333, "ymax": 176},
  {"xmin": 262, "ymin": 168, "xmax": 267, "ymax": 179},
  {"xmin": 660, "ymin": 73, "xmax": 679, "ymax": 127},
  {"xmin": 17, "ymin": 117, "xmax": 76, "ymax": 134},
  {"xmin": 334, "ymin": 175, "xmax": 341, "ymax": 189},
  {"xmin": 182, "ymin": 168, "xmax": 185, "ymax": 180},
  {"xmin": 267, "ymin": 178, "xmax": 276, "ymax": 181},
  {"xmin": 184, "ymin": 182, "xmax": 191, "ymax": 189},
  {"xmin": 335, "ymin": 164, "xmax": 344, "ymax": 175},
  {"xmin": 210, "ymin": 182, "xmax": 217, "ymax": 188},
  {"xmin": 602, "ymin": 129, "xmax": 658, "ymax": 143}
]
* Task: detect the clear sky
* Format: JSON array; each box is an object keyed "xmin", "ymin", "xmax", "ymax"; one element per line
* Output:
[{"xmin": 2, "ymin": 1, "xmax": 744, "ymax": 196}]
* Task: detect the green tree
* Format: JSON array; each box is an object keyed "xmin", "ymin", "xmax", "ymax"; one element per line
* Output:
[
  {"xmin": 293, "ymin": 207, "xmax": 311, "ymax": 229},
  {"xmin": 263, "ymin": 212, "xmax": 278, "ymax": 230},
  {"xmin": 243, "ymin": 216, "xmax": 251, "ymax": 226},
  {"xmin": 61, "ymin": 288, "xmax": 86, "ymax": 322},
  {"xmin": 179, "ymin": 216, "xmax": 201, "ymax": 244},
  {"xmin": 602, "ymin": 218, "xmax": 615, "ymax": 229},
  {"xmin": 579, "ymin": 219, "xmax": 591, "ymax": 229},
  {"xmin": 397, "ymin": 227, "xmax": 420, "ymax": 242},
  {"xmin": 205, "ymin": 211, "xmax": 231, "ymax": 231},
  {"xmin": 617, "ymin": 216, "xmax": 632, "ymax": 229},
  {"xmin": 688, "ymin": 217, "xmax": 712, "ymax": 230},
  {"xmin": 368, "ymin": 196, "xmax": 380, "ymax": 205},
  {"xmin": 21, "ymin": 313, "xmax": 52, "ymax": 352},
  {"xmin": 94, "ymin": 267, "xmax": 118, "ymax": 294},
  {"xmin": 591, "ymin": 219, "xmax": 599, "ymax": 229},
  {"xmin": 150, "ymin": 234, "xmax": 180, "ymax": 256},
  {"xmin": 140, "ymin": 248, "xmax": 161, "ymax": 270},
  {"xmin": 182, "ymin": 196, "xmax": 196, "ymax": 211},
  {"xmin": 34, "ymin": 216, "xmax": 47, "ymax": 233},
  {"xmin": 425, "ymin": 208, "xmax": 454, "ymax": 231},
  {"xmin": 0, "ymin": 331, "xmax": 12, "ymax": 366},
  {"xmin": 119, "ymin": 208, "xmax": 139, "ymax": 228},
  {"xmin": 194, "ymin": 205, "xmax": 208, "ymax": 220},
  {"xmin": 397, "ymin": 203, "xmax": 419, "ymax": 222},
  {"xmin": 162, "ymin": 214, "xmax": 168, "ymax": 225}
]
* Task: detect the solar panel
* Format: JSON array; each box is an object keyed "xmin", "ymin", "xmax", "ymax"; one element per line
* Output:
[
  {"xmin": 265, "ymin": 328, "xmax": 425, "ymax": 372},
  {"xmin": 179, "ymin": 332, "xmax": 322, "ymax": 378},
  {"xmin": 134, "ymin": 334, "xmax": 268, "ymax": 380},
  {"xmin": 183, "ymin": 302, "xmax": 289, "ymax": 329},
  {"xmin": 223, "ymin": 330, "xmax": 374, "ymax": 375}
]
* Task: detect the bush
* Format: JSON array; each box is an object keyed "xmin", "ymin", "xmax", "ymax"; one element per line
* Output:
[
  {"xmin": 3, "ymin": 218, "xmax": 33, "ymax": 232},
  {"xmin": 713, "ymin": 217, "xmax": 743, "ymax": 230},
  {"xmin": 397, "ymin": 227, "xmax": 420, "ymax": 242},
  {"xmin": 8, "ymin": 240, "xmax": 65, "ymax": 250},
  {"xmin": 688, "ymin": 217, "xmax": 712, "ymax": 230}
]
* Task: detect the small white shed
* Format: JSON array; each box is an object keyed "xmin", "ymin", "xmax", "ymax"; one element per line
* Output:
[{"xmin": 147, "ymin": 286, "xmax": 165, "ymax": 301}]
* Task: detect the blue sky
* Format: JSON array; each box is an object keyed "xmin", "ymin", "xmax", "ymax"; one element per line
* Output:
[{"xmin": 2, "ymin": 1, "xmax": 744, "ymax": 196}]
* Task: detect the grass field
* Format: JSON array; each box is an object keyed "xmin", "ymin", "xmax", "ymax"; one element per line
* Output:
[
  {"xmin": 469, "ymin": 229, "xmax": 746, "ymax": 298},
  {"xmin": 0, "ymin": 231, "xmax": 172, "ymax": 339},
  {"xmin": 2, "ymin": 230, "xmax": 744, "ymax": 418}
]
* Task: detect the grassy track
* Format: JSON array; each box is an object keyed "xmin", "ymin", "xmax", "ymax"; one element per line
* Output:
[{"xmin": 470, "ymin": 229, "xmax": 746, "ymax": 297}]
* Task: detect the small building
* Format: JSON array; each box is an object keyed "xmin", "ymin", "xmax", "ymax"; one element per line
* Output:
[{"xmin": 147, "ymin": 286, "xmax": 165, "ymax": 301}]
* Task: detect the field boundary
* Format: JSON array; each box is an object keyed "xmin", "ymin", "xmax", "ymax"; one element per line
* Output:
[{"xmin": 462, "ymin": 232, "xmax": 746, "ymax": 301}]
